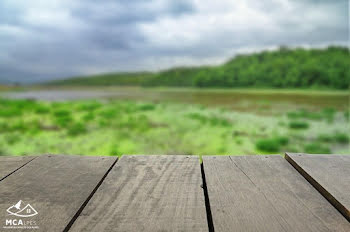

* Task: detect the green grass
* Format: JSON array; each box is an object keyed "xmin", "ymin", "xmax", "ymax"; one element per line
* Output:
[
  {"xmin": 317, "ymin": 134, "xmax": 333, "ymax": 142},
  {"xmin": 186, "ymin": 113, "xmax": 231, "ymax": 127},
  {"xmin": 334, "ymin": 133, "xmax": 350, "ymax": 144},
  {"xmin": 53, "ymin": 109, "xmax": 71, "ymax": 118},
  {"xmin": 0, "ymin": 97, "xmax": 349, "ymax": 156},
  {"xmin": 317, "ymin": 132, "xmax": 350, "ymax": 144},
  {"xmin": 54, "ymin": 115, "xmax": 73, "ymax": 128},
  {"xmin": 304, "ymin": 143, "xmax": 331, "ymax": 154},
  {"xmin": 67, "ymin": 123, "xmax": 87, "ymax": 136},
  {"xmin": 255, "ymin": 136, "xmax": 289, "ymax": 152},
  {"xmin": 82, "ymin": 112, "xmax": 95, "ymax": 122},
  {"xmin": 289, "ymin": 121, "xmax": 309, "ymax": 129},
  {"xmin": 287, "ymin": 109, "xmax": 322, "ymax": 120}
]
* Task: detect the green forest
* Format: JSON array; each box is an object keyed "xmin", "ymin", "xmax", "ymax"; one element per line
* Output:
[{"xmin": 50, "ymin": 46, "xmax": 350, "ymax": 89}]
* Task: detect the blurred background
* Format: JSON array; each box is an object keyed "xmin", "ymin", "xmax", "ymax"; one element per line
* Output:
[{"xmin": 0, "ymin": 0, "xmax": 349, "ymax": 156}]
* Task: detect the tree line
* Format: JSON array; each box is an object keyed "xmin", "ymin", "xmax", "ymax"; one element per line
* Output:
[{"xmin": 50, "ymin": 46, "xmax": 350, "ymax": 89}]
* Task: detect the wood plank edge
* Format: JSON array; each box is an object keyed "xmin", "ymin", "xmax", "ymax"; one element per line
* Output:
[
  {"xmin": 63, "ymin": 156, "xmax": 119, "ymax": 232},
  {"xmin": 285, "ymin": 153, "xmax": 350, "ymax": 222},
  {"xmin": 0, "ymin": 156, "xmax": 37, "ymax": 182}
]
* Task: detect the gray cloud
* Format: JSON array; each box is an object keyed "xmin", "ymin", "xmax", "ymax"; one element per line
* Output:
[{"xmin": 0, "ymin": 0, "xmax": 348, "ymax": 83}]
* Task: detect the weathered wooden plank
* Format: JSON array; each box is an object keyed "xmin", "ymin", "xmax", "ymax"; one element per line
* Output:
[
  {"xmin": 69, "ymin": 155, "xmax": 207, "ymax": 232},
  {"xmin": 203, "ymin": 155, "xmax": 350, "ymax": 232},
  {"xmin": 0, "ymin": 156, "xmax": 36, "ymax": 181},
  {"xmin": 0, "ymin": 155, "xmax": 117, "ymax": 232},
  {"xmin": 286, "ymin": 153, "xmax": 350, "ymax": 221}
]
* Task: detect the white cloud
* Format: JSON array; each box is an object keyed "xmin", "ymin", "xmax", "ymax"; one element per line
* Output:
[{"xmin": 139, "ymin": 0, "xmax": 346, "ymax": 52}]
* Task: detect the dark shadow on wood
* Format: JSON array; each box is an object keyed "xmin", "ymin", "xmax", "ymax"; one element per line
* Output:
[{"xmin": 201, "ymin": 162, "xmax": 215, "ymax": 232}]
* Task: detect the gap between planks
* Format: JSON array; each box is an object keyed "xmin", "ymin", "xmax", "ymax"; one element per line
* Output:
[
  {"xmin": 0, "ymin": 155, "xmax": 119, "ymax": 232},
  {"xmin": 202, "ymin": 155, "xmax": 350, "ymax": 232},
  {"xmin": 64, "ymin": 156, "xmax": 119, "ymax": 231},
  {"xmin": 285, "ymin": 153, "xmax": 350, "ymax": 222},
  {"xmin": 0, "ymin": 156, "xmax": 37, "ymax": 182},
  {"xmin": 68, "ymin": 155, "xmax": 208, "ymax": 232}
]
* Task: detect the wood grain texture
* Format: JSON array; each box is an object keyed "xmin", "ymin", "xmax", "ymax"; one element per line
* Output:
[
  {"xmin": 286, "ymin": 153, "xmax": 350, "ymax": 221},
  {"xmin": 0, "ymin": 155, "xmax": 117, "ymax": 232},
  {"xmin": 203, "ymin": 155, "xmax": 350, "ymax": 232},
  {"xmin": 0, "ymin": 156, "xmax": 36, "ymax": 181},
  {"xmin": 70, "ymin": 155, "xmax": 207, "ymax": 232}
]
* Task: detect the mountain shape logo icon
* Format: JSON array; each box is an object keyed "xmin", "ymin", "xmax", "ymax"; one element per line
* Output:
[{"xmin": 7, "ymin": 200, "xmax": 38, "ymax": 217}]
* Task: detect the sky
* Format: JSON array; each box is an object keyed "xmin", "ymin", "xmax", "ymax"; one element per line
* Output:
[{"xmin": 0, "ymin": 0, "xmax": 348, "ymax": 83}]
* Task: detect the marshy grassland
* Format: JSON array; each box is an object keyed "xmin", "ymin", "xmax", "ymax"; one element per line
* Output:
[{"xmin": 0, "ymin": 87, "xmax": 349, "ymax": 156}]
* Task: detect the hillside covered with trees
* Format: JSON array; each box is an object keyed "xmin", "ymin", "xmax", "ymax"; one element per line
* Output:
[{"xmin": 49, "ymin": 46, "xmax": 350, "ymax": 89}]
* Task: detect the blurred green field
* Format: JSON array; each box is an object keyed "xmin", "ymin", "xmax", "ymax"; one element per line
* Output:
[{"xmin": 0, "ymin": 90, "xmax": 349, "ymax": 156}]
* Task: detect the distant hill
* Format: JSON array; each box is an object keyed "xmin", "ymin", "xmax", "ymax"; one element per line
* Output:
[
  {"xmin": 48, "ymin": 72, "xmax": 154, "ymax": 86},
  {"xmin": 47, "ymin": 46, "xmax": 350, "ymax": 89}
]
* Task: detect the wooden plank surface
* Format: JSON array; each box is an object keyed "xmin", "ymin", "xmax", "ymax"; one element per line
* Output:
[
  {"xmin": 69, "ymin": 155, "xmax": 207, "ymax": 232},
  {"xmin": 203, "ymin": 155, "xmax": 350, "ymax": 232},
  {"xmin": 0, "ymin": 156, "xmax": 36, "ymax": 181},
  {"xmin": 0, "ymin": 155, "xmax": 117, "ymax": 232},
  {"xmin": 286, "ymin": 153, "xmax": 350, "ymax": 221}
]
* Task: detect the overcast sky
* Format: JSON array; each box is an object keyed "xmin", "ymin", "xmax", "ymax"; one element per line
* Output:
[{"xmin": 0, "ymin": 0, "xmax": 348, "ymax": 83}]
